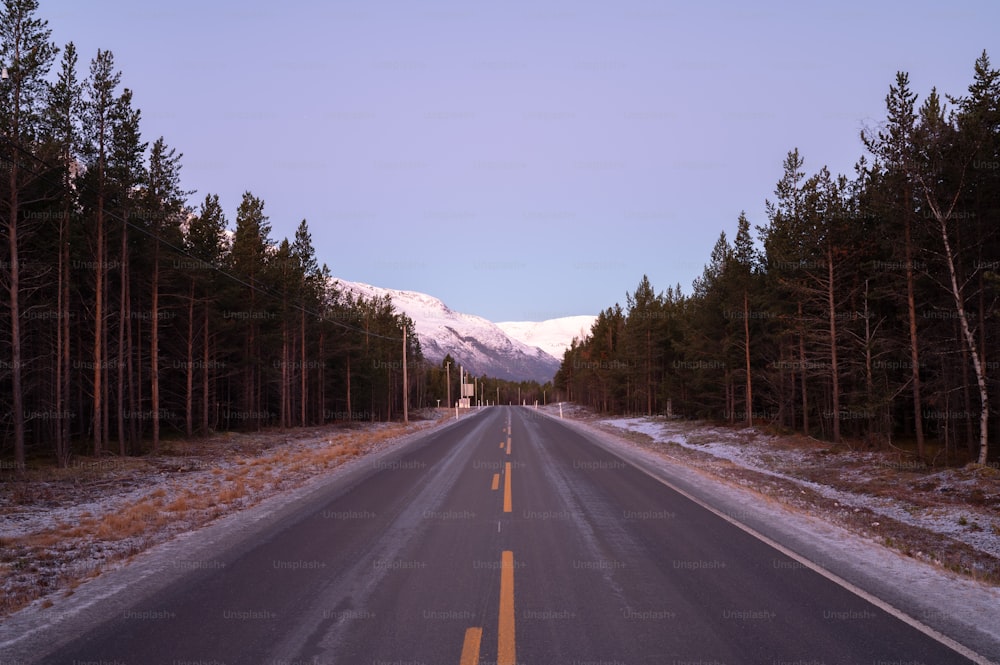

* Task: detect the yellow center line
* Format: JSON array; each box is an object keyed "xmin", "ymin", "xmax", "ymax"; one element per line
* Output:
[
  {"xmin": 459, "ymin": 626, "xmax": 482, "ymax": 665},
  {"xmin": 506, "ymin": 436, "xmax": 511, "ymax": 455},
  {"xmin": 498, "ymin": 551, "xmax": 516, "ymax": 665},
  {"xmin": 503, "ymin": 462, "xmax": 512, "ymax": 513},
  {"xmin": 499, "ymin": 441, "xmax": 504, "ymax": 448},
  {"xmin": 491, "ymin": 473, "xmax": 500, "ymax": 491}
]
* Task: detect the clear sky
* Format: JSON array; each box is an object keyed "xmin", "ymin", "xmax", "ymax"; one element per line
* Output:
[{"xmin": 41, "ymin": 0, "xmax": 999, "ymax": 322}]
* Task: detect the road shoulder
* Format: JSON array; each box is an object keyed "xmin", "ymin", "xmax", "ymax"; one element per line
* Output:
[
  {"xmin": 0, "ymin": 411, "xmax": 469, "ymax": 662},
  {"xmin": 535, "ymin": 407, "xmax": 1000, "ymax": 663}
]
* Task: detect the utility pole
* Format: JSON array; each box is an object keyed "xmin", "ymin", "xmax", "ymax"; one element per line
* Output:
[
  {"xmin": 402, "ymin": 325, "xmax": 408, "ymax": 425},
  {"xmin": 445, "ymin": 360, "xmax": 451, "ymax": 409}
]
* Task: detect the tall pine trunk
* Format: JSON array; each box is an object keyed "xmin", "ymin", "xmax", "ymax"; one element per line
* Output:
[
  {"xmin": 57, "ymin": 203, "xmax": 71, "ymax": 466},
  {"xmin": 151, "ymin": 233, "xmax": 160, "ymax": 453},
  {"xmin": 903, "ymin": 212, "xmax": 925, "ymax": 458},
  {"xmin": 8, "ymin": 160, "xmax": 25, "ymax": 471},
  {"xmin": 93, "ymin": 161, "xmax": 105, "ymax": 456},
  {"xmin": 645, "ymin": 328, "xmax": 652, "ymax": 416},
  {"xmin": 185, "ymin": 280, "xmax": 195, "ymax": 439},
  {"xmin": 127, "ymin": 271, "xmax": 138, "ymax": 446},
  {"xmin": 826, "ymin": 244, "xmax": 841, "ymax": 444},
  {"xmin": 743, "ymin": 289, "xmax": 752, "ymax": 427},
  {"xmin": 201, "ymin": 300, "xmax": 210, "ymax": 435},
  {"xmin": 117, "ymin": 212, "xmax": 129, "ymax": 455},
  {"xmin": 300, "ymin": 308, "xmax": 307, "ymax": 426},
  {"xmin": 318, "ymin": 331, "xmax": 325, "ymax": 422},
  {"xmin": 798, "ymin": 300, "xmax": 809, "ymax": 435},
  {"xmin": 280, "ymin": 319, "xmax": 289, "ymax": 430},
  {"xmin": 862, "ymin": 281, "xmax": 877, "ymax": 446}
]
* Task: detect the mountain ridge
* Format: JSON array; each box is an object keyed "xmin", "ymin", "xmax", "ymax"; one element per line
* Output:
[
  {"xmin": 497, "ymin": 316, "xmax": 596, "ymax": 360},
  {"xmin": 333, "ymin": 279, "xmax": 592, "ymax": 383}
]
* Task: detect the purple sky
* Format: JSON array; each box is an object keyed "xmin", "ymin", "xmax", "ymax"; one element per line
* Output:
[{"xmin": 42, "ymin": 0, "xmax": 999, "ymax": 321}]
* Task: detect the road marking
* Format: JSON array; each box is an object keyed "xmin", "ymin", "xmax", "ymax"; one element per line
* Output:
[
  {"xmin": 459, "ymin": 626, "xmax": 482, "ymax": 665},
  {"xmin": 506, "ymin": 436, "xmax": 511, "ymax": 455},
  {"xmin": 503, "ymin": 462, "xmax": 512, "ymax": 513},
  {"xmin": 498, "ymin": 551, "xmax": 516, "ymax": 665},
  {"xmin": 491, "ymin": 473, "xmax": 500, "ymax": 491},
  {"xmin": 623, "ymin": 449, "xmax": 997, "ymax": 665},
  {"xmin": 499, "ymin": 441, "xmax": 504, "ymax": 448}
]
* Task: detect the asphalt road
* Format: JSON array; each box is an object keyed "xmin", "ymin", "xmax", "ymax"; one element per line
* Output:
[{"xmin": 36, "ymin": 406, "xmax": 983, "ymax": 664}]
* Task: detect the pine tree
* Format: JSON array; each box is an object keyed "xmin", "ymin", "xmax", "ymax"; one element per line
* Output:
[
  {"xmin": 0, "ymin": 0, "xmax": 57, "ymax": 470},
  {"xmin": 43, "ymin": 40, "xmax": 81, "ymax": 466},
  {"xmin": 184, "ymin": 193, "xmax": 227, "ymax": 436},
  {"xmin": 731, "ymin": 211, "xmax": 757, "ymax": 426},
  {"xmin": 271, "ymin": 238, "xmax": 297, "ymax": 429},
  {"xmin": 109, "ymin": 87, "xmax": 145, "ymax": 454},
  {"xmin": 81, "ymin": 48, "xmax": 120, "ymax": 456},
  {"xmin": 229, "ymin": 191, "xmax": 272, "ymax": 429},
  {"xmin": 761, "ymin": 149, "xmax": 811, "ymax": 434},
  {"xmin": 624, "ymin": 275, "xmax": 662, "ymax": 415},
  {"xmin": 862, "ymin": 71, "xmax": 927, "ymax": 457},
  {"xmin": 291, "ymin": 219, "xmax": 319, "ymax": 425},
  {"xmin": 143, "ymin": 136, "xmax": 185, "ymax": 453},
  {"xmin": 688, "ymin": 234, "xmax": 734, "ymax": 419}
]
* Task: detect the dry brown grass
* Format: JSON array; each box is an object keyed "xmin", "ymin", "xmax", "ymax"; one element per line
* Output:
[
  {"xmin": 0, "ymin": 414, "xmax": 451, "ymax": 619},
  {"xmin": 92, "ymin": 501, "xmax": 165, "ymax": 541},
  {"xmin": 21, "ymin": 531, "xmax": 63, "ymax": 549},
  {"xmin": 218, "ymin": 480, "xmax": 247, "ymax": 503},
  {"xmin": 165, "ymin": 493, "xmax": 194, "ymax": 512}
]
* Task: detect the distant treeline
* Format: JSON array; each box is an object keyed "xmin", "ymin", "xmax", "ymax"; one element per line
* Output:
[
  {"xmin": 1, "ymin": 1, "xmax": 446, "ymax": 469},
  {"xmin": 555, "ymin": 54, "xmax": 1000, "ymax": 465}
]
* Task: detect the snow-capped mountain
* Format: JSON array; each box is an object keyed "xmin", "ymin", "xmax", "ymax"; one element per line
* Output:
[
  {"xmin": 334, "ymin": 279, "xmax": 565, "ymax": 383},
  {"xmin": 497, "ymin": 316, "xmax": 597, "ymax": 361}
]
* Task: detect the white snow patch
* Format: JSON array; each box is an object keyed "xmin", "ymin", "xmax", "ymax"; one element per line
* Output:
[
  {"xmin": 599, "ymin": 416, "xmax": 1000, "ymax": 560},
  {"xmin": 497, "ymin": 315, "xmax": 597, "ymax": 360}
]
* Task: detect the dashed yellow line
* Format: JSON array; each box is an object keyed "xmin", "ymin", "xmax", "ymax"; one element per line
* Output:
[
  {"xmin": 503, "ymin": 462, "xmax": 512, "ymax": 513},
  {"xmin": 498, "ymin": 551, "xmax": 516, "ymax": 665},
  {"xmin": 499, "ymin": 441, "xmax": 504, "ymax": 448},
  {"xmin": 491, "ymin": 473, "xmax": 500, "ymax": 491},
  {"xmin": 459, "ymin": 626, "xmax": 482, "ymax": 665},
  {"xmin": 506, "ymin": 436, "xmax": 511, "ymax": 455}
]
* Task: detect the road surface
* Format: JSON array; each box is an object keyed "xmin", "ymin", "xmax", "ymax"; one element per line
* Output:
[{"xmin": 31, "ymin": 407, "xmax": 987, "ymax": 664}]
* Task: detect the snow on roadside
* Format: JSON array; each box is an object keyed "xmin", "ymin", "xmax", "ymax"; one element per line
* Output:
[{"xmin": 600, "ymin": 416, "xmax": 1000, "ymax": 561}]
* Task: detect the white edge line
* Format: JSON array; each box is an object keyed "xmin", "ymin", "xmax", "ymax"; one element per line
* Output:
[
  {"xmin": 540, "ymin": 411, "xmax": 997, "ymax": 665},
  {"xmin": 632, "ymin": 453, "xmax": 997, "ymax": 665}
]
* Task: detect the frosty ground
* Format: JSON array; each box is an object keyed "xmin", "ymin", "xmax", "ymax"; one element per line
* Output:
[
  {"xmin": 0, "ymin": 411, "xmax": 451, "ymax": 619},
  {"xmin": 584, "ymin": 407, "xmax": 1000, "ymax": 573}
]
